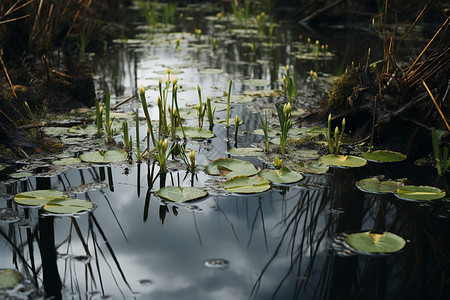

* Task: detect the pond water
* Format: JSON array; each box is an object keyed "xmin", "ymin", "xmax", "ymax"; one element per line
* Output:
[{"xmin": 1, "ymin": 3, "xmax": 449, "ymax": 300}]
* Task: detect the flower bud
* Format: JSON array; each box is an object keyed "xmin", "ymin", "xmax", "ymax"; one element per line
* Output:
[
  {"xmin": 189, "ymin": 149, "xmax": 195, "ymax": 165},
  {"xmin": 139, "ymin": 84, "xmax": 145, "ymax": 97},
  {"xmin": 274, "ymin": 157, "xmax": 282, "ymax": 168},
  {"xmin": 172, "ymin": 75, "xmax": 178, "ymax": 85},
  {"xmin": 163, "ymin": 138, "xmax": 168, "ymax": 151}
]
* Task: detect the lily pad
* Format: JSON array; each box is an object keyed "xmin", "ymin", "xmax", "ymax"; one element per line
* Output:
[
  {"xmin": 43, "ymin": 198, "xmax": 94, "ymax": 214},
  {"xmin": 395, "ymin": 185, "xmax": 445, "ymax": 201},
  {"xmin": 9, "ymin": 172, "xmax": 33, "ymax": 179},
  {"xmin": 14, "ymin": 190, "xmax": 68, "ymax": 207},
  {"xmin": 216, "ymin": 117, "xmax": 243, "ymax": 125},
  {"xmin": 319, "ymin": 154, "xmax": 367, "ymax": 168},
  {"xmin": 242, "ymin": 79, "xmax": 271, "ymax": 87},
  {"xmin": 361, "ymin": 150, "xmax": 407, "ymax": 163},
  {"xmin": 356, "ymin": 177, "xmax": 404, "ymax": 194},
  {"xmin": 259, "ymin": 167, "xmax": 304, "ymax": 184},
  {"xmin": 228, "ymin": 147, "xmax": 264, "ymax": 156},
  {"xmin": 296, "ymin": 160, "xmax": 329, "ymax": 174},
  {"xmin": 223, "ymin": 175, "xmax": 270, "ymax": 194},
  {"xmin": 176, "ymin": 127, "xmax": 214, "ymax": 139},
  {"xmin": 206, "ymin": 158, "xmax": 259, "ymax": 178},
  {"xmin": 80, "ymin": 150, "xmax": 128, "ymax": 164},
  {"xmin": 0, "ymin": 269, "xmax": 22, "ymax": 289},
  {"xmin": 243, "ymin": 89, "xmax": 282, "ymax": 97},
  {"xmin": 199, "ymin": 68, "xmax": 223, "ymax": 75},
  {"xmin": 52, "ymin": 157, "xmax": 82, "ymax": 166},
  {"xmin": 0, "ymin": 164, "xmax": 5, "ymax": 171},
  {"xmin": 345, "ymin": 231, "xmax": 406, "ymax": 254},
  {"xmin": 157, "ymin": 186, "xmax": 207, "ymax": 202}
]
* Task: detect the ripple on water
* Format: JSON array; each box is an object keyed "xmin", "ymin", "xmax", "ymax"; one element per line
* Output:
[{"xmin": 203, "ymin": 258, "xmax": 230, "ymax": 270}]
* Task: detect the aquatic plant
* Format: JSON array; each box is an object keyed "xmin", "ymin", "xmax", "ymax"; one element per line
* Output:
[
  {"xmin": 260, "ymin": 111, "xmax": 270, "ymax": 152},
  {"xmin": 206, "ymin": 95, "xmax": 215, "ymax": 128},
  {"xmin": 155, "ymin": 138, "xmax": 174, "ymax": 173},
  {"xmin": 171, "ymin": 76, "xmax": 185, "ymax": 139},
  {"xmin": 234, "ymin": 115, "xmax": 240, "ymax": 143},
  {"xmin": 139, "ymin": 84, "xmax": 156, "ymax": 149},
  {"xmin": 104, "ymin": 92, "xmax": 114, "ymax": 144},
  {"xmin": 326, "ymin": 114, "xmax": 345, "ymax": 154},
  {"xmin": 274, "ymin": 157, "xmax": 282, "ymax": 168},
  {"xmin": 276, "ymin": 102, "xmax": 292, "ymax": 154},
  {"xmin": 136, "ymin": 111, "xmax": 141, "ymax": 162},
  {"xmin": 431, "ymin": 127, "xmax": 450, "ymax": 176},
  {"xmin": 283, "ymin": 65, "xmax": 298, "ymax": 103},
  {"xmin": 95, "ymin": 101, "xmax": 103, "ymax": 134},
  {"xmin": 226, "ymin": 80, "xmax": 232, "ymax": 127},
  {"xmin": 196, "ymin": 85, "xmax": 206, "ymax": 128},
  {"xmin": 122, "ymin": 121, "xmax": 132, "ymax": 153},
  {"xmin": 189, "ymin": 149, "xmax": 196, "ymax": 172}
]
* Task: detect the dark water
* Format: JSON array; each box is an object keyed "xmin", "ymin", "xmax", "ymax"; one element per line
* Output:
[{"xmin": 1, "ymin": 3, "xmax": 449, "ymax": 300}]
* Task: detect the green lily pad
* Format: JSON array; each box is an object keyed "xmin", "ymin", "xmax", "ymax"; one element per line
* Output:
[
  {"xmin": 0, "ymin": 269, "xmax": 22, "ymax": 289},
  {"xmin": 395, "ymin": 185, "xmax": 445, "ymax": 201},
  {"xmin": 228, "ymin": 147, "xmax": 264, "ymax": 156},
  {"xmin": 242, "ymin": 79, "xmax": 271, "ymax": 87},
  {"xmin": 43, "ymin": 126, "xmax": 70, "ymax": 136},
  {"xmin": 216, "ymin": 117, "xmax": 244, "ymax": 125},
  {"xmin": 79, "ymin": 150, "xmax": 128, "ymax": 164},
  {"xmin": 223, "ymin": 175, "xmax": 271, "ymax": 194},
  {"xmin": 253, "ymin": 128, "xmax": 280, "ymax": 137},
  {"xmin": 296, "ymin": 160, "xmax": 329, "ymax": 174},
  {"xmin": 319, "ymin": 154, "xmax": 367, "ymax": 168},
  {"xmin": 157, "ymin": 186, "xmax": 207, "ymax": 202},
  {"xmin": 14, "ymin": 190, "xmax": 68, "ymax": 207},
  {"xmin": 43, "ymin": 198, "xmax": 94, "ymax": 214},
  {"xmin": 259, "ymin": 167, "xmax": 304, "ymax": 184},
  {"xmin": 176, "ymin": 127, "xmax": 214, "ymax": 139},
  {"xmin": 9, "ymin": 172, "xmax": 33, "ymax": 179},
  {"xmin": 199, "ymin": 68, "xmax": 223, "ymax": 75},
  {"xmin": 52, "ymin": 157, "xmax": 82, "ymax": 166},
  {"xmin": 356, "ymin": 177, "xmax": 404, "ymax": 194},
  {"xmin": 206, "ymin": 158, "xmax": 259, "ymax": 178},
  {"xmin": 345, "ymin": 231, "xmax": 406, "ymax": 254},
  {"xmin": 360, "ymin": 150, "xmax": 407, "ymax": 163},
  {"xmin": 0, "ymin": 164, "xmax": 5, "ymax": 171}
]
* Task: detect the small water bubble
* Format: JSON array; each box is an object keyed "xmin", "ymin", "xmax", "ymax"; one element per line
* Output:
[{"xmin": 203, "ymin": 258, "xmax": 230, "ymax": 270}]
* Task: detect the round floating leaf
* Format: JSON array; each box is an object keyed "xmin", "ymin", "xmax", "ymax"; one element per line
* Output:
[
  {"xmin": 297, "ymin": 160, "xmax": 329, "ymax": 174},
  {"xmin": 199, "ymin": 68, "xmax": 223, "ymax": 75},
  {"xmin": 9, "ymin": 172, "xmax": 33, "ymax": 179},
  {"xmin": 243, "ymin": 89, "xmax": 282, "ymax": 97},
  {"xmin": 259, "ymin": 167, "xmax": 304, "ymax": 184},
  {"xmin": 79, "ymin": 150, "xmax": 128, "ymax": 163},
  {"xmin": 319, "ymin": 154, "xmax": 367, "ymax": 168},
  {"xmin": 0, "ymin": 164, "xmax": 6, "ymax": 171},
  {"xmin": 206, "ymin": 158, "xmax": 259, "ymax": 178},
  {"xmin": 14, "ymin": 190, "xmax": 68, "ymax": 207},
  {"xmin": 345, "ymin": 231, "xmax": 406, "ymax": 254},
  {"xmin": 223, "ymin": 176, "xmax": 270, "ymax": 194},
  {"xmin": 242, "ymin": 79, "xmax": 270, "ymax": 87},
  {"xmin": 157, "ymin": 186, "xmax": 207, "ymax": 202},
  {"xmin": 0, "ymin": 269, "xmax": 22, "ymax": 289},
  {"xmin": 216, "ymin": 117, "xmax": 243, "ymax": 125},
  {"xmin": 43, "ymin": 126, "xmax": 70, "ymax": 136},
  {"xmin": 356, "ymin": 177, "xmax": 404, "ymax": 194},
  {"xmin": 395, "ymin": 185, "xmax": 445, "ymax": 201},
  {"xmin": 43, "ymin": 198, "xmax": 94, "ymax": 214},
  {"xmin": 52, "ymin": 157, "xmax": 82, "ymax": 166},
  {"xmin": 361, "ymin": 150, "xmax": 407, "ymax": 163},
  {"xmin": 176, "ymin": 127, "xmax": 214, "ymax": 139},
  {"xmin": 228, "ymin": 147, "xmax": 264, "ymax": 156}
]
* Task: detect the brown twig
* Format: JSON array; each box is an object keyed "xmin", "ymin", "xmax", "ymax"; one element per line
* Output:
[
  {"xmin": 0, "ymin": 50, "xmax": 18, "ymax": 100},
  {"xmin": 395, "ymin": 1, "xmax": 430, "ymax": 51},
  {"xmin": 112, "ymin": 95, "xmax": 135, "ymax": 110},
  {"xmin": 422, "ymin": 80, "xmax": 450, "ymax": 131}
]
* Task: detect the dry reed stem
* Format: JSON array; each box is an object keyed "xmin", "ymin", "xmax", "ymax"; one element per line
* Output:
[
  {"xmin": 30, "ymin": 0, "xmax": 44, "ymax": 40},
  {"xmin": 0, "ymin": 52, "xmax": 18, "ymax": 101},
  {"xmin": 422, "ymin": 80, "xmax": 450, "ymax": 131},
  {"xmin": 395, "ymin": 1, "xmax": 430, "ymax": 51}
]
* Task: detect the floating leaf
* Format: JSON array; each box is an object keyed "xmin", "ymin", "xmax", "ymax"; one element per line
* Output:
[
  {"xmin": 206, "ymin": 158, "xmax": 259, "ymax": 178},
  {"xmin": 242, "ymin": 79, "xmax": 270, "ymax": 87},
  {"xmin": 345, "ymin": 231, "xmax": 406, "ymax": 254},
  {"xmin": 9, "ymin": 172, "xmax": 33, "ymax": 179},
  {"xmin": 43, "ymin": 126, "xmax": 70, "ymax": 136},
  {"xmin": 223, "ymin": 176, "xmax": 270, "ymax": 194},
  {"xmin": 243, "ymin": 89, "xmax": 282, "ymax": 97},
  {"xmin": 43, "ymin": 198, "xmax": 94, "ymax": 214},
  {"xmin": 259, "ymin": 167, "xmax": 304, "ymax": 184},
  {"xmin": 176, "ymin": 127, "xmax": 214, "ymax": 139},
  {"xmin": 228, "ymin": 147, "xmax": 264, "ymax": 156},
  {"xmin": 395, "ymin": 185, "xmax": 445, "ymax": 201},
  {"xmin": 14, "ymin": 190, "xmax": 68, "ymax": 207},
  {"xmin": 79, "ymin": 150, "xmax": 128, "ymax": 163},
  {"xmin": 0, "ymin": 269, "xmax": 22, "ymax": 289},
  {"xmin": 216, "ymin": 117, "xmax": 243, "ymax": 125},
  {"xmin": 0, "ymin": 164, "xmax": 5, "ymax": 171},
  {"xmin": 296, "ymin": 160, "xmax": 329, "ymax": 174},
  {"xmin": 52, "ymin": 157, "xmax": 82, "ymax": 166},
  {"xmin": 356, "ymin": 177, "xmax": 404, "ymax": 194},
  {"xmin": 157, "ymin": 186, "xmax": 207, "ymax": 202},
  {"xmin": 319, "ymin": 154, "xmax": 367, "ymax": 168},
  {"xmin": 199, "ymin": 68, "xmax": 223, "ymax": 75},
  {"xmin": 361, "ymin": 150, "xmax": 407, "ymax": 163}
]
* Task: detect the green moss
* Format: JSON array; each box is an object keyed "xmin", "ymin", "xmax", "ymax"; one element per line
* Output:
[{"xmin": 328, "ymin": 70, "xmax": 359, "ymax": 108}]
